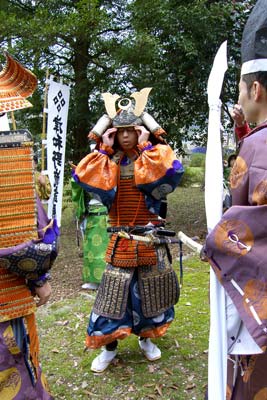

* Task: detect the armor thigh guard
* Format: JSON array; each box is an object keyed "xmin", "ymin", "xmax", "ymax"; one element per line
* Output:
[
  {"xmin": 138, "ymin": 244, "xmax": 180, "ymax": 318},
  {"xmin": 93, "ymin": 264, "xmax": 134, "ymax": 319}
]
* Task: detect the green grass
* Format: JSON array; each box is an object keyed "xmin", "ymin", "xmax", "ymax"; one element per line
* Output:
[
  {"xmin": 37, "ymin": 256, "xmax": 210, "ymax": 400},
  {"xmin": 167, "ymin": 187, "xmax": 206, "ymax": 239}
]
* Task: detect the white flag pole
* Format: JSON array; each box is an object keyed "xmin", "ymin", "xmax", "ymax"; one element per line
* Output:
[{"xmin": 206, "ymin": 41, "xmax": 228, "ymax": 400}]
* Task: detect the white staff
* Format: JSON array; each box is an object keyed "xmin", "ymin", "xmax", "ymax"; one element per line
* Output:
[{"xmin": 206, "ymin": 40, "xmax": 228, "ymax": 400}]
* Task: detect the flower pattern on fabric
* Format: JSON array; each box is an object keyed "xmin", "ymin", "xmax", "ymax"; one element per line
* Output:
[
  {"xmin": 254, "ymin": 387, "xmax": 267, "ymax": 399},
  {"xmin": 17, "ymin": 258, "xmax": 37, "ymax": 271},
  {"xmin": 1, "ymin": 319, "xmax": 49, "ymax": 394},
  {"xmin": 205, "ymin": 124, "xmax": 267, "ymax": 398},
  {"xmin": 0, "ymin": 368, "xmax": 22, "ymax": 398},
  {"xmin": 252, "ymin": 180, "xmax": 267, "ymax": 205},
  {"xmin": 243, "ymin": 280, "xmax": 267, "ymax": 320},
  {"xmin": 226, "ymin": 384, "xmax": 232, "ymax": 400},
  {"xmin": 3, "ymin": 326, "xmax": 20, "ymax": 355},
  {"xmin": 151, "ymin": 183, "xmax": 173, "ymax": 200},
  {"xmin": 242, "ymin": 354, "xmax": 257, "ymax": 383},
  {"xmin": 214, "ymin": 219, "xmax": 254, "ymax": 257},
  {"xmin": 230, "ymin": 155, "xmax": 248, "ymax": 189}
]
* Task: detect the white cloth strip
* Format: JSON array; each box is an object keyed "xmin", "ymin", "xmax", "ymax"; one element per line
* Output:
[
  {"xmin": 241, "ymin": 59, "xmax": 267, "ymax": 75},
  {"xmin": 230, "ymin": 279, "xmax": 244, "ymax": 296},
  {"xmin": 249, "ymin": 305, "xmax": 262, "ymax": 326}
]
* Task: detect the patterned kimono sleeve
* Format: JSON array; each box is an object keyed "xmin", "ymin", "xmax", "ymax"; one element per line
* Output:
[
  {"xmin": 134, "ymin": 142, "xmax": 184, "ymax": 200},
  {"xmin": 71, "ymin": 178, "xmax": 86, "ymax": 219},
  {"xmin": 73, "ymin": 150, "xmax": 118, "ymax": 210},
  {"xmin": 204, "ymin": 128, "xmax": 267, "ymax": 350},
  {"xmin": 231, "ymin": 131, "xmax": 266, "ymax": 206}
]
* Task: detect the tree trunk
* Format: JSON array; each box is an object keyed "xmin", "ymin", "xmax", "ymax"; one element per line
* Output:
[{"xmin": 72, "ymin": 40, "xmax": 91, "ymax": 163}]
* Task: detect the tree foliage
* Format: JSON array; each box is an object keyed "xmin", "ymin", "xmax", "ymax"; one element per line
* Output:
[
  {"xmin": 0, "ymin": 0, "xmax": 131, "ymax": 161},
  {"xmin": 121, "ymin": 0, "xmax": 256, "ymax": 148},
  {"xmin": 0, "ymin": 0, "xmax": 257, "ymax": 161}
]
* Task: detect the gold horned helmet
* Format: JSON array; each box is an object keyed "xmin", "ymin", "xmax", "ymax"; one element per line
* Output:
[{"xmin": 88, "ymin": 87, "xmax": 166, "ymax": 142}]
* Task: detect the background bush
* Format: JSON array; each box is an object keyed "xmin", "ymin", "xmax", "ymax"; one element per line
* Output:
[
  {"xmin": 180, "ymin": 166, "xmax": 205, "ymax": 188},
  {"xmin": 189, "ymin": 153, "xmax": 206, "ymax": 168}
]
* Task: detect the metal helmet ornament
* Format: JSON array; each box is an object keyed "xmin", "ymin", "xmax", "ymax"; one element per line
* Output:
[
  {"xmin": 241, "ymin": 0, "xmax": 267, "ymax": 76},
  {"xmin": 88, "ymin": 87, "xmax": 166, "ymax": 142}
]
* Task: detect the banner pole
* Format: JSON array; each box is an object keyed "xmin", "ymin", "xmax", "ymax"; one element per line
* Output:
[
  {"xmin": 11, "ymin": 111, "xmax": 17, "ymax": 130},
  {"xmin": 41, "ymin": 70, "xmax": 49, "ymax": 171}
]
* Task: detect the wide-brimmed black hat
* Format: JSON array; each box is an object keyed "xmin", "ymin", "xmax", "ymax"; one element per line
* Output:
[{"xmin": 241, "ymin": 0, "xmax": 267, "ymax": 75}]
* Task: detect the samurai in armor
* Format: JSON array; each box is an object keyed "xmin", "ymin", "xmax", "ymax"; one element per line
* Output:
[{"xmin": 73, "ymin": 88, "xmax": 184, "ymax": 372}]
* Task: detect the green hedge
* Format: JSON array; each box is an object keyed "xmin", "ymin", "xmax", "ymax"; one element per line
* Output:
[
  {"xmin": 180, "ymin": 166, "xmax": 205, "ymax": 187},
  {"xmin": 189, "ymin": 153, "xmax": 206, "ymax": 167}
]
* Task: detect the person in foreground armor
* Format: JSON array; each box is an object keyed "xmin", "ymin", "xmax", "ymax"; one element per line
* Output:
[
  {"xmin": 73, "ymin": 88, "xmax": 184, "ymax": 372},
  {"xmin": 0, "ymin": 52, "xmax": 59, "ymax": 399}
]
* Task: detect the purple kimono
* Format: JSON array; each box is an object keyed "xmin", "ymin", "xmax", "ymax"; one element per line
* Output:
[
  {"xmin": 0, "ymin": 199, "xmax": 59, "ymax": 400},
  {"xmin": 205, "ymin": 123, "xmax": 267, "ymax": 399}
]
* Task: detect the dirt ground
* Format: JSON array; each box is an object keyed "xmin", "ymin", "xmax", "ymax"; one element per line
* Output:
[{"xmin": 49, "ymin": 218, "xmax": 84, "ymax": 303}]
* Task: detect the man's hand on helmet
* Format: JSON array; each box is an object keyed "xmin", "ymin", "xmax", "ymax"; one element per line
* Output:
[
  {"xmin": 102, "ymin": 127, "xmax": 117, "ymax": 147},
  {"xmin": 135, "ymin": 125, "xmax": 150, "ymax": 144}
]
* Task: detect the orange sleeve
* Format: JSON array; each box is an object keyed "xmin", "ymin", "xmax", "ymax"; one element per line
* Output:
[
  {"xmin": 134, "ymin": 144, "xmax": 183, "ymax": 186},
  {"xmin": 75, "ymin": 151, "xmax": 118, "ymax": 191}
]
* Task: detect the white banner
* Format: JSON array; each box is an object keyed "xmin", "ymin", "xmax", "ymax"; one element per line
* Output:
[{"xmin": 47, "ymin": 79, "xmax": 70, "ymax": 226}]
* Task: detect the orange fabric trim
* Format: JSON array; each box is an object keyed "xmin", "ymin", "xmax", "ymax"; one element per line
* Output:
[
  {"xmin": 25, "ymin": 313, "xmax": 40, "ymax": 376},
  {"xmin": 86, "ymin": 327, "xmax": 131, "ymax": 349},
  {"xmin": 139, "ymin": 322, "xmax": 172, "ymax": 338},
  {"xmin": 100, "ymin": 143, "xmax": 114, "ymax": 155},
  {"xmin": 88, "ymin": 132, "xmax": 101, "ymax": 143},
  {"xmin": 85, "ymin": 323, "xmax": 172, "ymax": 349},
  {"xmin": 153, "ymin": 127, "xmax": 167, "ymax": 137},
  {"xmin": 137, "ymin": 141, "xmax": 152, "ymax": 151}
]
